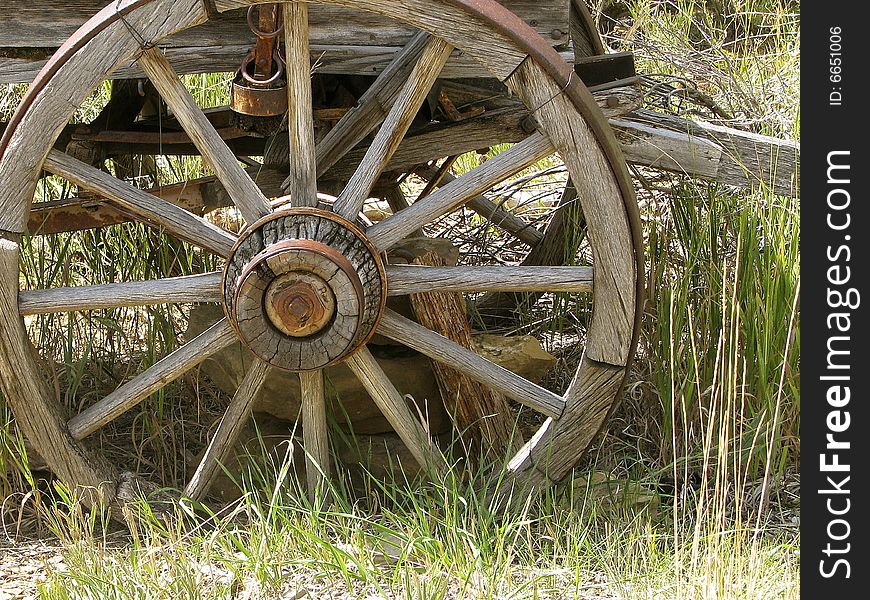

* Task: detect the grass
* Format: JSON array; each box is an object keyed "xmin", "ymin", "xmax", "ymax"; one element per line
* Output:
[{"xmin": 0, "ymin": 0, "xmax": 799, "ymax": 597}]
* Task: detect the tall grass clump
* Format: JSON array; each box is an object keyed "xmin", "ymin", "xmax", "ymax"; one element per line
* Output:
[{"xmin": 587, "ymin": 0, "xmax": 801, "ymax": 488}]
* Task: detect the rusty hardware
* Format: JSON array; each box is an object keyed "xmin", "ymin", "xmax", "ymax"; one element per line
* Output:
[{"xmin": 231, "ymin": 4, "xmax": 288, "ymax": 117}]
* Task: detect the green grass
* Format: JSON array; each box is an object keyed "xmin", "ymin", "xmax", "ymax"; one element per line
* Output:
[{"xmin": 0, "ymin": 0, "xmax": 799, "ymax": 597}]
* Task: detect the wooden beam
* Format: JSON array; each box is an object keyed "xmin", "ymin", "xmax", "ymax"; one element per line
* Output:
[
  {"xmin": 613, "ymin": 109, "xmax": 800, "ymax": 197},
  {"xmin": 0, "ymin": 1, "xmax": 569, "ymax": 49},
  {"xmin": 386, "ymin": 265, "xmax": 593, "ymax": 295}
]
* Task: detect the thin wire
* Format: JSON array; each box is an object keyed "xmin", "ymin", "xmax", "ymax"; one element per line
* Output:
[
  {"xmin": 115, "ymin": 0, "xmax": 152, "ymax": 50},
  {"xmin": 526, "ymin": 70, "xmax": 576, "ymax": 119}
]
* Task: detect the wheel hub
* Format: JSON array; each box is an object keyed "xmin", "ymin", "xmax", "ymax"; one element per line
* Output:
[{"xmin": 222, "ymin": 208, "xmax": 387, "ymax": 371}]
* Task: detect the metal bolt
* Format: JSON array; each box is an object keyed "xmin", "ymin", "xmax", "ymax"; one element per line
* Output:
[{"xmin": 520, "ymin": 116, "xmax": 538, "ymax": 134}]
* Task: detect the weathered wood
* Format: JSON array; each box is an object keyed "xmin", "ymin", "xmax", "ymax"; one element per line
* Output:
[
  {"xmin": 569, "ymin": 0, "xmax": 605, "ymax": 58},
  {"xmin": 18, "ymin": 272, "xmax": 222, "ymax": 315},
  {"xmin": 507, "ymin": 59, "xmax": 635, "ymax": 367},
  {"xmin": 367, "ymin": 132, "xmax": 554, "ymax": 251},
  {"xmin": 42, "ymin": 150, "xmax": 236, "ymax": 257},
  {"xmin": 223, "ymin": 211, "xmax": 385, "ymax": 371},
  {"xmin": 299, "ymin": 369, "xmax": 331, "ymax": 495},
  {"xmin": 138, "ymin": 47, "xmax": 272, "ymax": 224},
  {"xmin": 414, "ymin": 165, "xmax": 544, "ymax": 247},
  {"xmin": 506, "ymin": 357, "xmax": 625, "ymax": 488},
  {"xmin": 408, "ymin": 250, "xmax": 524, "ymax": 460},
  {"xmin": 215, "ymin": 0, "xmax": 540, "ymax": 80},
  {"xmin": 0, "ymin": 1, "xmax": 569, "ymax": 49},
  {"xmin": 334, "ymin": 36, "xmax": 453, "ymax": 220},
  {"xmin": 345, "ymin": 347, "xmax": 446, "ymax": 473},
  {"xmin": 184, "ymin": 358, "xmax": 271, "ymax": 501},
  {"xmin": 0, "ymin": 0, "xmax": 207, "ymax": 234},
  {"xmin": 67, "ymin": 319, "xmax": 237, "ymax": 440},
  {"xmin": 378, "ymin": 309, "xmax": 565, "ymax": 419},
  {"xmin": 314, "ymin": 32, "xmax": 431, "ymax": 178},
  {"xmin": 0, "ymin": 236, "xmax": 118, "ymax": 505},
  {"xmin": 615, "ymin": 109, "xmax": 800, "ymax": 197},
  {"xmin": 1, "ymin": 44, "xmax": 577, "ymax": 84},
  {"xmin": 283, "ymin": 2, "xmax": 319, "ymax": 208},
  {"xmin": 27, "ymin": 167, "xmax": 285, "ymax": 237},
  {"xmin": 386, "ymin": 265, "xmax": 592, "ymax": 295}
]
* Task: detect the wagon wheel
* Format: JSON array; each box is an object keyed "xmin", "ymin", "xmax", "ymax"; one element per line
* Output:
[{"xmin": 0, "ymin": 0, "xmax": 643, "ymax": 506}]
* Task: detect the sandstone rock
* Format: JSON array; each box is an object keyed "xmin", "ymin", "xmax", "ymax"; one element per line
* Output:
[
  {"xmin": 187, "ymin": 304, "xmax": 448, "ymax": 435},
  {"xmin": 472, "ymin": 334, "xmax": 557, "ymax": 381},
  {"xmin": 187, "ymin": 304, "xmax": 557, "ymax": 435}
]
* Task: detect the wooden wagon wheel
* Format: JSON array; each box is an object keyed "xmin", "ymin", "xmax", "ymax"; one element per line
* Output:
[{"xmin": 0, "ymin": 0, "xmax": 643, "ymax": 507}]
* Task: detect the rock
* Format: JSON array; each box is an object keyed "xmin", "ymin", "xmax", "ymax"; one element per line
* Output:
[
  {"xmin": 187, "ymin": 304, "xmax": 448, "ymax": 435},
  {"xmin": 472, "ymin": 334, "xmax": 557, "ymax": 381}
]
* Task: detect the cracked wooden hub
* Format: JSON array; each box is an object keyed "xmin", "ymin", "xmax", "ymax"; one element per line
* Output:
[{"xmin": 223, "ymin": 208, "xmax": 387, "ymax": 371}]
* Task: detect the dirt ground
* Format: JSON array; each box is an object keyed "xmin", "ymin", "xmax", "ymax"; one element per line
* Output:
[{"xmin": 0, "ymin": 537, "xmax": 65, "ymax": 600}]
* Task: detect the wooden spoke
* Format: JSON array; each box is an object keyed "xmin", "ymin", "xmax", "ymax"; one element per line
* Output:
[
  {"xmin": 345, "ymin": 347, "xmax": 446, "ymax": 473},
  {"xmin": 67, "ymin": 319, "xmax": 237, "ymax": 440},
  {"xmin": 415, "ymin": 165, "xmax": 544, "ymax": 247},
  {"xmin": 333, "ymin": 36, "xmax": 453, "ymax": 221},
  {"xmin": 19, "ymin": 272, "xmax": 221, "ymax": 316},
  {"xmin": 299, "ymin": 369, "xmax": 330, "ymax": 495},
  {"xmin": 367, "ymin": 133, "xmax": 554, "ymax": 251},
  {"xmin": 43, "ymin": 150, "xmax": 236, "ymax": 257},
  {"xmin": 378, "ymin": 310, "xmax": 565, "ymax": 418},
  {"xmin": 283, "ymin": 2, "xmax": 318, "ymax": 208},
  {"xmin": 137, "ymin": 47, "xmax": 272, "ymax": 224},
  {"xmin": 184, "ymin": 359, "xmax": 271, "ymax": 501},
  {"xmin": 313, "ymin": 32, "xmax": 431, "ymax": 178},
  {"xmin": 386, "ymin": 265, "xmax": 593, "ymax": 296}
]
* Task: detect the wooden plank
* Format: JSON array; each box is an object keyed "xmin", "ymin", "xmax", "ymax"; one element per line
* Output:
[
  {"xmin": 138, "ymin": 47, "xmax": 272, "ymax": 224},
  {"xmin": 18, "ymin": 272, "xmax": 222, "ymax": 315},
  {"xmin": 614, "ymin": 109, "xmax": 800, "ymax": 197},
  {"xmin": 345, "ymin": 346, "xmax": 446, "ymax": 473},
  {"xmin": 283, "ymin": 2, "xmax": 319, "ymax": 208},
  {"xmin": 367, "ymin": 132, "xmax": 554, "ymax": 251},
  {"xmin": 67, "ymin": 319, "xmax": 237, "ymax": 440},
  {"xmin": 299, "ymin": 369, "xmax": 331, "ymax": 495},
  {"xmin": 184, "ymin": 358, "xmax": 271, "ymax": 501},
  {"xmin": 0, "ymin": 1, "xmax": 569, "ymax": 50},
  {"xmin": 378, "ymin": 309, "xmax": 565, "ymax": 419},
  {"xmin": 386, "ymin": 265, "xmax": 592, "ymax": 295},
  {"xmin": 42, "ymin": 149, "xmax": 237, "ymax": 257},
  {"xmin": 1, "ymin": 45, "xmax": 578, "ymax": 84},
  {"xmin": 0, "ymin": 0, "xmax": 207, "ymax": 234},
  {"xmin": 334, "ymin": 36, "xmax": 453, "ymax": 220}
]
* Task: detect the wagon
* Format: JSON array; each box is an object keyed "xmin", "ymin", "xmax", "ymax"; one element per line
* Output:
[{"xmin": 0, "ymin": 0, "xmax": 654, "ymax": 507}]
